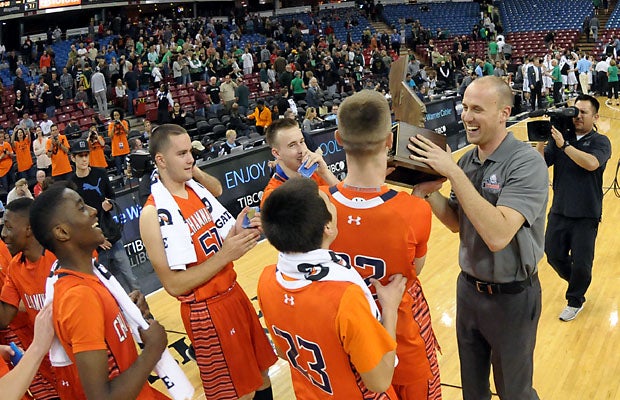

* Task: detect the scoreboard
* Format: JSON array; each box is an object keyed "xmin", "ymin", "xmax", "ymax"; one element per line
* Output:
[{"xmin": 0, "ymin": 0, "xmax": 36, "ymax": 14}]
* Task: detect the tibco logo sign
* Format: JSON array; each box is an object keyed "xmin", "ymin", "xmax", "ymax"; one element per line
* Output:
[{"xmin": 38, "ymin": 0, "xmax": 81, "ymax": 9}]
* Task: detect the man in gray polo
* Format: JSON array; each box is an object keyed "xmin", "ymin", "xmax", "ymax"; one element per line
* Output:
[{"xmin": 409, "ymin": 76, "xmax": 549, "ymax": 399}]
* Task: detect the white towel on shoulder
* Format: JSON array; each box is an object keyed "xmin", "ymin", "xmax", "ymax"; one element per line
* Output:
[
  {"xmin": 275, "ymin": 249, "xmax": 381, "ymax": 320},
  {"xmin": 149, "ymin": 169, "xmax": 235, "ymax": 270},
  {"xmin": 45, "ymin": 260, "xmax": 195, "ymax": 400}
]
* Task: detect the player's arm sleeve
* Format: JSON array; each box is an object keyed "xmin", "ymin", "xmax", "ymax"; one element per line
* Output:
[
  {"xmin": 56, "ymin": 285, "xmax": 107, "ymax": 354},
  {"xmin": 336, "ymin": 285, "xmax": 396, "ymax": 374}
]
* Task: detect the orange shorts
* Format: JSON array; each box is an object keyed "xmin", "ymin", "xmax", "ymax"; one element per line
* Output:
[{"xmin": 180, "ymin": 282, "xmax": 277, "ymax": 399}]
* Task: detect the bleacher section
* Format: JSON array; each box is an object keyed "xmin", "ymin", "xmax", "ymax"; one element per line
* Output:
[
  {"xmin": 500, "ymin": 0, "xmax": 592, "ymax": 32},
  {"xmin": 383, "ymin": 3, "xmax": 480, "ymax": 37},
  {"xmin": 507, "ymin": 29, "xmax": 581, "ymax": 60}
]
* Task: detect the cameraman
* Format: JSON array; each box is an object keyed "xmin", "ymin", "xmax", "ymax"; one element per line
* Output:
[
  {"xmin": 87, "ymin": 125, "xmax": 107, "ymax": 168},
  {"xmin": 536, "ymin": 94, "xmax": 612, "ymax": 321}
]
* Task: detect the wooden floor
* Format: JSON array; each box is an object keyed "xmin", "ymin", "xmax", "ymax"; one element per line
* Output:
[{"xmin": 147, "ymin": 97, "xmax": 620, "ymax": 399}]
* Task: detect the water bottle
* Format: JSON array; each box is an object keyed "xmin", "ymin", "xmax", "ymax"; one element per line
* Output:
[{"xmin": 9, "ymin": 342, "xmax": 23, "ymax": 365}]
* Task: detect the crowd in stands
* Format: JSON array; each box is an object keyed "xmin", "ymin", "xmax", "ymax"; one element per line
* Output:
[{"xmin": 1, "ymin": 0, "xmax": 614, "ymax": 203}]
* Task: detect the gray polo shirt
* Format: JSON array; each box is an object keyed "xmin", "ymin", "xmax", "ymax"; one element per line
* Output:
[{"xmin": 448, "ymin": 132, "xmax": 549, "ymax": 283}]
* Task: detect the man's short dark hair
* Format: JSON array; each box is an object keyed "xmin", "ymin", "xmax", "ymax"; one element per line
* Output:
[
  {"xmin": 261, "ymin": 178, "xmax": 331, "ymax": 253},
  {"xmin": 575, "ymin": 94, "xmax": 600, "ymax": 113},
  {"xmin": 5, "ymin": 197, "xmax": 33, "ymax": 215},
  {"xmin": 30, "ymin": 183, "xmax": 70, "ymax": 253},
  {"xmin": 148, "ymin": 123, "xmax": 188, "ymax": 160},
  {"xmin": 265, "ymin": 118, "xmax": 299, "ymax": 147}
]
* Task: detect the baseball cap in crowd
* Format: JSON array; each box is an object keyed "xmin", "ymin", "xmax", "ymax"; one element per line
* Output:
[
  {"xmin": 191, "ymin": 140, "xmax": 205, "ymax": 151},
  {"xmin": 70, "ymin": 139, "xmax": 90, "ymax": 154}
]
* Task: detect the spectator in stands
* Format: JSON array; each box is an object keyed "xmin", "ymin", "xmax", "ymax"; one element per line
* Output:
[
  {"xmin": 306, "ymin": 77, "xmax": 321, "ymax": 109},
  {"xmin": 108, "ymin": 109, "xmax": 130, "ymax": 176},
  {"xmin": 33, "ymin": 126, "xmax": 51, "ymax": 175},
  {"xmin": 60, "ymin": 67, "xmax": 74, "ymax": 101},
  {"xmin": 11, "ymin": 127, "xmax": 34, "ymax": 180},
  {"xmin": 13, "ymin": 90, "xmax": 26, "ymax": 118},
  {"xmin": 39, "ymin": 50, "xmax": 51, "ymax": 70},
  {"xmin": 18, "ymin": 113, "xmax": 35, "ymax": 133},
  {"xmin": 87, "ymin": 125, "xmax": 107, "ymax": 168},
  {"xmin": 0, "ymin": 131, "xmax": 13, "ymax": 191},
  {"xmin": 259, "ymin": 63, "xmax": 270, "ymax": 92},
  {"xmin": 45, "ymin": 124, "xmax": 72, "ymax": 180},
  {"xmin": 228, "ymin": 103, "xmax": 251, "ymax": 136},
  {"xmin": 207, "ymin": 76, "xmax": 222, "ymax": 115},
  {"xmin": 193, "ymin": 81, "xmax": 208, "ymax": 118},
  {"xmin": 242, "ymin": 47, "xmax": 254, "ymax": 75},
  {"xmin": 13, "ymin": 69, "xmax": 27, "ymax": 96},
  {"xmin": 6, "ymin": 178, "xmax": 33, "ymax": 204},
  {"xmin": 114, "ymin": 78, "xmax": 127, "ymax": 111},
  {"xmin": 75, "ymin": 85, "xmax": 89, "ymax": 110},
  {"xmin": 91, "ymin": 66, "xmax": 108, "ymax": 118},
  {"xmin": 220, "ymin": 129, "xmax": 241, "ymax": 155},
  {"xmin": 39, "ymin": 83, "xmax": 56, "ymax": 118},
  {"xmin": 302, "ymin": 107, "xmax": 322, "ymax": 134},
  {"xmin": 156, "ymin": 83, "xmax": 173, "ymax": 124},
  {"xmin": 248, "ymin": 99, "xmax": 272, "ymax": 135},
  {"xmin": 64, "ymin": 119, "xmax": 82, "ymax": 140},
  {"xmin": 38, "ymin": 113, "xmax": 53, "ymax": 136},
  {"xmin": 124, "ymin": 63, "xmax": 140, "ymax": 116},
  {"xmin": 590, "ymin": 15, "xmax": 600, "ymax": 43},
  {"xmin": 235, "ymin": 77, "xmax": 250, "ymax": 115},
  {"xmin": 170, "ymin": 102, "xmax": 187, "ymax": 126},
  {"xmin": 172, "ymin": 54, "xmax": 184, "ymax": 84},
  {"xmin": 220, "ymin": 74, "xmax": 238, "ymax": 111},
  {"xmin": 33, "ymin": 170, "xmax": 46, "ymax": 197}
]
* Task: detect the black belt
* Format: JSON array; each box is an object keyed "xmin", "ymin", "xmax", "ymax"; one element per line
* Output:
[{"xmin": 461, "ymin": 271, "xmax": 537, "ymax": 295}]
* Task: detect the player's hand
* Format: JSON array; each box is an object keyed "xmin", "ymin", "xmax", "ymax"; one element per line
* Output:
[
  {"xmin": 139, "ymin": 319, "xmax": 167, "ymax": 354},
  {"xmin": 371, "ymin": 274, "xmax": 407, "ymax": 312},
  {"xmin": 102, "ymin": 199, "xmax": 113, "ymax": 212},
  {"xmin": 220, "ymin": 228, "xmax": 260, "ymax": 263},
  {"xmin": 31, "ymin": 303, "xmax": 54, "ymax": 355},
  {"xmin": 411, "ymin": 178, "xmax": 446, "ymax": 199},
  {"xmin": 99, "ymin": 239, "xmax": 112, "ymax": 251},
  {"xmin": 0, "ymin": 345, "xmax": 14, "ymax": 361},
  {"xmin": 408, "ymin": 134, "xmax": 458, "ymax": 178},
  {"xmin": 128, "ymin": 290, "xmax": 153, "ymax": 320},
  {"xmin": 550, "ymin": 126, "xmax": 566, "ymax": 148},
  {"xmin": 302, "ymin": 148, "xmax": 327, "ymax": 174}
]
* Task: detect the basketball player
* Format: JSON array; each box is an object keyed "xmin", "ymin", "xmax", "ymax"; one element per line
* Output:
[
  {"xmin": 29, "ymin": 185, "xmax": 169, "ymax": 399},
  {"xmin": 261, "ymin": 118, "xmax": 339, "ymax": 207},
  {"xmin": 259, "ymin": 177, "xmax": 406, "ymax": 399},
  {"xmin": 322, "ymin": 90, "xmax": 442, "ymax": 399},
  {"xmin": 139, "ymin": 124, "xmax": 277, "ymax": 400},
  {"xmin": 0, "ymin": 198, "xmax": 59, "ymax": 399}
]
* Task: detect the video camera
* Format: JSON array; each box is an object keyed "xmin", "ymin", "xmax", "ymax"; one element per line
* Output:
[{"xmin": 527, "ymin": 105, "xmax": 578, "ymax": 141}]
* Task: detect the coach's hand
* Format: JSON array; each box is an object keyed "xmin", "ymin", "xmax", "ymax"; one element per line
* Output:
[
  {"xmin": 412, "ymin": 178, "xmax": 446, "ymax": 199},
  {"xmin": 408, "ymin": 134, "xmax": 459, "ymax": 178}
]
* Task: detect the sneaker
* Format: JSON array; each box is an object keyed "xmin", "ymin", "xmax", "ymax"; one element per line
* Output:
[{"xmin": 559, "ymin": 305, "xmax": 583, "ymax": 321}]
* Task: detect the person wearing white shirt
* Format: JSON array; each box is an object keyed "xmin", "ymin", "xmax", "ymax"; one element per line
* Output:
[
  {"xmin": 38, "ymin": 114, "xmax": 53, "ymax": 136},
  {"xmin": 595, "ymin": 56, "xmax": 610, "ymax": 95},
  {"xmin": 7, "ymin": 178, "xmax": 34, "ymax": 204},
  {"xmin": 241, "ymin": 48, "xmax": 254, "ymax": 75}
]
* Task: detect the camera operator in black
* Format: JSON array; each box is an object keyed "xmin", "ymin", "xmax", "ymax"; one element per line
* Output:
[{"xmin": 536, "ymin": 94, "xmax": 612, "ymax": 322}]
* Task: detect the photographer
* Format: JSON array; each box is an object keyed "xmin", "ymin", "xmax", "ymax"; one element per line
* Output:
[
  {"xmin": 44, "ymin": 124, "xmax": 71, "ymax": 180},
  {"xmin": 0, "ymin": 131, "xmax": 13, "ymax": 191},
  {"xmin": 536, "ymin": 95, "xmax": 612, "ymax": 321},
  {"xmin": 87, "ymin": 125, "xmax": 107, "ymax": 168},
  {"xmin": 107, "ymin": 109, "xmax": 130, "ymax": 177}
]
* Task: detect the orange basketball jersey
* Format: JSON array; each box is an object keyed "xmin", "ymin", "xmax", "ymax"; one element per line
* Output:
[
  {"xmin": 258, "ymin": 265, "xmax": 397, "ymax": 400},
  {"xmin": 322, "ymin": 183, "xmax": 437, "ymax": 387},
  {"xmin": 1, "ymin": 250, "xmax": 57, "ymax": 326},
  {"xmin": 52, "ymin": 268, "xmax": 168, "ymax": 400},
  {"xmin": 145, "ymin": 187, "xmax": 237, "ymax": 302}
]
